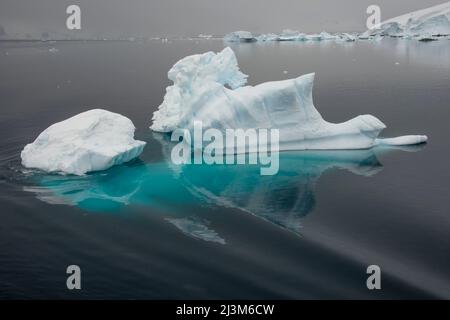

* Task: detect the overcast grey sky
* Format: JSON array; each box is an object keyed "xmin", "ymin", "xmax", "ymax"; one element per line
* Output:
[{"xmin": 0, "ymin": 0, "xmax": 446, "ymax": 37}]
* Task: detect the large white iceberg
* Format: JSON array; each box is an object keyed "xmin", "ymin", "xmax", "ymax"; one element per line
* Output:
[
  {"xmin": 150, "ymin": 48, "xmax": 427, "ymax": 150},
  {"xmin": 21, "ymin": 109, "xmax": 146, "ymax": 175},
  {"xmin": 363, "ymin": 2, "xmax": 450, "ymax": 38}
]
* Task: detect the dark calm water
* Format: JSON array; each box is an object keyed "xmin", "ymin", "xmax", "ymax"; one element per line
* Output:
[{"xmin": 0, "ymin": 39, "xmax": 449, "ymax": 299}]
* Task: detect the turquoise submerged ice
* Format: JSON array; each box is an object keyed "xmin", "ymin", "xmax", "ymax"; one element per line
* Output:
[
  {"xmin": 25, "ymin": 148, "xmax": 384, "ymax": 221},
  {"xmin": 21, "ymin": 109, "xmax": 146, "ymax": 175},
  {"xmin": 150, "ymin": 47, "xmax": 427, "ymax": 150}
]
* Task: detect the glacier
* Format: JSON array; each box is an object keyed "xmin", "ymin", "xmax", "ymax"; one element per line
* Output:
[
  {"xmin": 150, "ymin": 47, "xmax": 427, "ymax": 151},
  {"xmin": 21, "ymin": 109, "xmax": 146, "ymax": 175},
  {"xmin": 363, "ymin": 1, "xmax": 450, "ymax": 39}
]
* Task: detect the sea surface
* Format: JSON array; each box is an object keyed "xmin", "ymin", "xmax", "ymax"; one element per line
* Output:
[{"xmin": 0, "ymin": 38, "xmax": 449, "ymax": 299}]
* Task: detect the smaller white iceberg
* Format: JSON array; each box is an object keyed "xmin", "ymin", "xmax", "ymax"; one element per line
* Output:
[{"xmin": 21, "ymin": 109, "xmax": 146, "ymax": 175}]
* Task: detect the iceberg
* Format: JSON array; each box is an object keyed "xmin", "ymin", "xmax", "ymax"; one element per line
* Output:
[
  {"xmin": 21, "ymin": 109, "xmax": 146, "ymax": 175},
  {"xmin": 255, "ymin": 33, "xmax": 279, "ymax": 42},
  {"xmin": 225, "ymin": 30, "xmax": 354, "ymax": 42},
  {"xmin": 337, "ymin": 32, "xmax": 357, "ymax": 42},
  {"xmin": 198, "ymin": 34, "xmax": 213, "ymax": 39},
  {"xmin": 150, "ymin": 48, "xmax": 427, "ymax": 151},
  {"xmin": 151, "ymin": 47, "xmax": 247, "ymax": 132},
  {"xmin": 365, "ymin": 2, "xmax": 450, "ymax": 38},
  {"xmin": 224, "ymin": 31, "xmax": 257, "ymax": 42},
  {"xmin": 416, "ymin": 34, "xmax": 439, "ymax": 41},
  {"xmin": 319, "ymin": 31, "xmax": 338, "ymax": 40},
  {"xmin": 305, "ymin": 33, "xmax": 323, "ymax": 41},
  {"xmin": 277, "ymin": 29, "xmax": 306, "ymax": 41}
]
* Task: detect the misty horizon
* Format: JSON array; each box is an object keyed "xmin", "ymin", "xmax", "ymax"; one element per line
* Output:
[{"xmin": 0, "ymin": 0, "xmax": 447, "ymax": 39}]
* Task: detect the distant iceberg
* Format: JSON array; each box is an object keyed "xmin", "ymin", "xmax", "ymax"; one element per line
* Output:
[
  {"xmin": 198, "ymin": 34, "xmax": 213, "ymax": 39},
  {"xmin": 337, "ymin": 32, "xmax": 357, "ymax": 42},
  {"xmin": 224, "ymin": 31, "xmax": 257, "ymax": 42},
  {"xmin": 224, "ymin": 29, "xmax": 358, "ymax": 43},
  {"xmin": 318, "ymin": 31, "xmax": 338, "ymax": 40},
  {"xmin": 150, "ymin": 48, "xmax": 427, "ymax": 151},
  {"xmin": 277, "ymin": 29, "xmax": 306, "ymax": 41},
  {"xmin": 21, "ymin": 109, "xmax": 146, "ymax": 175},
  {"xmin": 255, "ymin": 33, "xmax": 279, "ymax": 42},
  {"xmin": 363, "ymin": 2, "xmax": 450, "ymax": 39}
]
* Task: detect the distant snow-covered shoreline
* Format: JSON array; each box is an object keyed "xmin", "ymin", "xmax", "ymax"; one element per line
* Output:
[{"xmin": 224, "ymin": 2, "xmax": 450, "ymax": 43}]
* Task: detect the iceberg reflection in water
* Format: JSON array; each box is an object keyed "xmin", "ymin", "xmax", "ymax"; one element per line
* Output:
[{"xmin": 23, "ymin": 138, "xmax": 424, "ymax": 242}]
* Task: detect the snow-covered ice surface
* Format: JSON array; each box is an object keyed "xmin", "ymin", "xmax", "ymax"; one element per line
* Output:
[
  {"xmin": 151, "ymin": 48, "xmax": 427, "ymax": 151},
  {"xmin": 21, "ymin": 109, "xmax": 146, "ymax": 175},
  {"xmin": 363, "ymin": 1, "xmax": 450, "ymax": 39}
]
